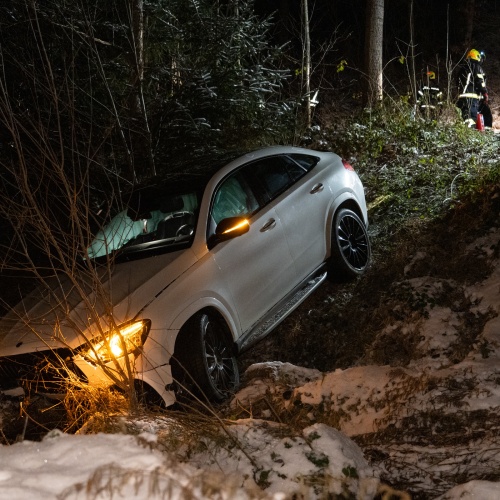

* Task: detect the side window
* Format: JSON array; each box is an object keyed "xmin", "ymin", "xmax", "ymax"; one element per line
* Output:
[
  {"xmin": 251, "ymin": 156, "xmax": 307, "ymax": 200},
  {"xmin": 288, "ymin": 153, "xmax": 320, "ymax": 172},
  {"xmin": 211, "ymin": 171, "xmax": 260, "ymax": 226},
  {"xmin": 285, "ymin": 156, "xmax": 309, "ymax": 181}
]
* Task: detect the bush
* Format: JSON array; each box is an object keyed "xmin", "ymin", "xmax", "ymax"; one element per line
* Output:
[{"xmin": 305, "ymin": 102, "xmax": 500, "ymax": 238}]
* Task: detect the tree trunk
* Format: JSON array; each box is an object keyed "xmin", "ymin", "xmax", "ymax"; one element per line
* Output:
[
  {"xmin": 409, "ymin": 0, "xmax": 417, "ymax": 105},
  {"xmin": 302, "ymin": 0, "xmax": 312, "ymax": 128},
  {"xmin": 128, "ymin": 0, "xmax": 156, "ymax": 179},
  {"xmin": 364, "ymin": 0, "xmax": 384, "ymax": 106}
]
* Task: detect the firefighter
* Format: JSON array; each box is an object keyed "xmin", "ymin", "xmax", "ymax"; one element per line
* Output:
[
  {"xmin": 456, "ymin": 49, "xmax": 489, "ymax": 128},
  {"xmin": 417, "ymin": 71, "xmax": 444, "ymax": 116}
]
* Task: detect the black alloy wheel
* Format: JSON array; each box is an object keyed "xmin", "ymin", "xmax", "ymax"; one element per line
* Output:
[
  {"xmin": 329, "ymin": 208, "xmax": 371, "ymax": 282},
  {"xmin": 172, "ymin": 311, "xmax": 239, "ymax": 403}
]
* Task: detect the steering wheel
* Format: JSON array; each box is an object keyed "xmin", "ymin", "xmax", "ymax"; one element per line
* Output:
[
  {"xmin": 176, "ymin": 224, "xmax": 194, "ymax": 237},
  {"xmin": 163, "ymin": 211, "xmax": 194, "ymax": 237}
]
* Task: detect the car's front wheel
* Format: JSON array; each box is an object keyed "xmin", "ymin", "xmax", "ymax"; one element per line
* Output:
[
  {"xmin": 172, "ymin": 311, "xmax": 239, "ymax": 404},
  {"xmin": 329, "ymin": 208, "xmax": 371, "ymax": 282}
]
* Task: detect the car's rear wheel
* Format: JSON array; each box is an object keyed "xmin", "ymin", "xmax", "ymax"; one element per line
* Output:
[
  {"xmin": 329, "ymin": 208, "xmax": 371, "ymax": 282},
  {"xmin": 172, "ymin": 311, "xmax": 239, "ymax": 404}
]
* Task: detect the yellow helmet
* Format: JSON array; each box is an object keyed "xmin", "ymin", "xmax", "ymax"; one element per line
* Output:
[
  {"xmin": 466, "ymin": 49, "xmax": 481, "ymax": 61},
  {"xmin": 426, "ymin": 71, "xmax": 436, "ymax": 80}
]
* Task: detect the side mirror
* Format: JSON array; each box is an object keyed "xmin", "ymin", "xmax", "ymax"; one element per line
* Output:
[{"xmin": 208, "ymin": 217, "xmax": 250, "ymax": 250}]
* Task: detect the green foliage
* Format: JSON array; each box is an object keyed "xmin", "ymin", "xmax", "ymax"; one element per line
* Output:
[
  {"xmin": 342, "ymin": 466, "xmax": 359, "ymax": 479},
  {"xmin": 305, "ymin": 451, "xmax": 330, "ymax": 468},
  {"xmin": 308, "ymin": 430, "xmax": 321, "ymax": 441},
  {"xmin": 0, "ymin": 0, "xmax": 294, "ymax": 182},
  {"xmin": 306, "ymin": 102, "xmax": 500, "ymax": 238},
  {"xmin": 151, "ymin": 0, "xmax": 295, "ymax": 163},
  {"xmin": 255, "ymin": 468, "xmax": 271, "ymax": 488}
]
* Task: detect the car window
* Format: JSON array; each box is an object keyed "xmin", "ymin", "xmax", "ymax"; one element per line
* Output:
[
  {"xmin": 251, "ymin": 156, "xmax": 308, "ymax": 200},
  {"xmin": 87, "ymin": 189, "xmax": 200, "ymax": 260},
  {"xmin": 211, "ymin": 171, "xmax": 260, "ymax": 226},
  {"xmin": 288, "ymin": 153, "xmax": 320, "ymax": 171}
]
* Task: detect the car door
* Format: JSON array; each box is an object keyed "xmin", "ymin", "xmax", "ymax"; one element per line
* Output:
[
  {"xmin": 250, "ymin": 154, "xmax": 330, "ymax": 281},
  {"xmin": 208, "ymin": 168, "xmax": 296, "ymax": 334}
]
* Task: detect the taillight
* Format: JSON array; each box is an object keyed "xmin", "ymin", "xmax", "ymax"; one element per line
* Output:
[{"xmin": 342, "ymin": 159, "xmax": 355, "ymax": 171}]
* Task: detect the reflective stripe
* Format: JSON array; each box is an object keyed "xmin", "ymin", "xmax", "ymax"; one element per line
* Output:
[
  {"xmin": 458, "ymin": 93, "xmax": 480, "ymax": 99},
  {"xmin": 461, "ymin": 72, "xmax": 472, "ymax": 94}
]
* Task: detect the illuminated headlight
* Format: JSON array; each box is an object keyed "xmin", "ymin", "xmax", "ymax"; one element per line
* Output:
[{"xmin": 85, "ymin": 320, "xmax": 151, "ymax": 364}]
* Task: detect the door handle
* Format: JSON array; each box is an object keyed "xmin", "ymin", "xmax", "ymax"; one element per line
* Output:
[
  {"xmin": 310, "ymin": 183, "xmax": 324, "ymax": 194},
  {"xmin": 260, "ymin": 218, "xmax": 276, "ymax": 232}
]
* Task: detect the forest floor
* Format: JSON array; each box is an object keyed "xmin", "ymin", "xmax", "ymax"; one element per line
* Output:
[{"xmin": 236, "ymin": 183, "xmax": 500, "ymax": 497}]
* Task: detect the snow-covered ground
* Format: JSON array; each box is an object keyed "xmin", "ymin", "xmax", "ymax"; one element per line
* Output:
[{"xmin": 0, "ymin": 223, "xmax": 499, "ymax": 499}]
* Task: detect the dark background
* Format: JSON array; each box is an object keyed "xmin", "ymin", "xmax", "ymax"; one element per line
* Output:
[{"xmin": 255, "ymin": 0, "xmax": 500, "ymax": 98}]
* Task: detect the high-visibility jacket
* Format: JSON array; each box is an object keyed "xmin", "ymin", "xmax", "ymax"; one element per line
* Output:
[
  {"xmin": 417, "ymin": 85, "xmax": 444, "ymax": 109},
  {"xmin": 457, "ymin": 60, "xmax": 488, "ymax": 99}
]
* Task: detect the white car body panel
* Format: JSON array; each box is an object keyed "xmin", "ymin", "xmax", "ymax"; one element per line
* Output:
[
  {"xmin": 0, "ymin": 249, "xmax": 199, "ymax": 355},
  {"xmin": 273, "ymin": 161, "xmax": 333, "ymax": 279},
  {"xmin": 211, "ymin": 206, "xmax": 296, "ymax": 333}
]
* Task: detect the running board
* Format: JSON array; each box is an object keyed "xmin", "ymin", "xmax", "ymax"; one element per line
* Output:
[{"xmin": 237, "ymin": 268, "xmax": 328, "ymax": 353}]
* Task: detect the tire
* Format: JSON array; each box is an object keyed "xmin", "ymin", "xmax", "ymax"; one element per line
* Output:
[
  {"xmin": 329, "ymin": 208, "xmax": 371, "ymax": 282},
  {"xmin": 172, "ymin": 311, "xmax": 239, "ymax": 403}
]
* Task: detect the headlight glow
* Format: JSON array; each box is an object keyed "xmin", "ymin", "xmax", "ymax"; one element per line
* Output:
[{"xmin": 86, "ymin": 320, "xmax": 151, "ymax": 364}]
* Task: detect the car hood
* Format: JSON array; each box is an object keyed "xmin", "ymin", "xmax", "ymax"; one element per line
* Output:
[{"xmin": 0, "ymin": 249, "xmax": 198, "ymax": 356}]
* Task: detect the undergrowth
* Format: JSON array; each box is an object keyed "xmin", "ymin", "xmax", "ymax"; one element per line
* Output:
[{"xmin": 306, "ymin": 102, "xmax": 500, "ymax": 240}]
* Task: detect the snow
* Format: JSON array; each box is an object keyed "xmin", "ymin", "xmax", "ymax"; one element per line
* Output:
[
  {"xmin": 0, "ymin": 421, "xmax": 379, "ymax": 499},
  {"xmin": 0, "ymin": 226, "xmax": 499, "ymax": 499},
  {"xmin": 0, "ymin": 431, "xmax": 166, "ymax": 499}
]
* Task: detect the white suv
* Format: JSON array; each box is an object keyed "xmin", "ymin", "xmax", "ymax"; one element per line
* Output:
[{"xmin": 0, "ymin": 146, "xmax": 370, "ymax": 406}]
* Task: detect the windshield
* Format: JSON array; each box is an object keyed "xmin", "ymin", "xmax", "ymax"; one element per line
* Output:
[{"xmin": 87, "ymin": 187, "xmax": 201, "ymax": 260}]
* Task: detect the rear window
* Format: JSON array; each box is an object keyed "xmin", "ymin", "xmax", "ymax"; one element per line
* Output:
[{"xmin": 288, "ymin": 153, "xmax": 320, "ymax": 171}]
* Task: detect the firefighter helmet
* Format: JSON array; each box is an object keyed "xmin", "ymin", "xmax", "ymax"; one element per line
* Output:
[
  {"xmin": 426, "ymin": 71, "xmax": 436, "ymax": 80},
  {"xmin": 466, "ymin": 49, "xmax": 481, "ymax": 61}
]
